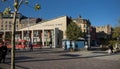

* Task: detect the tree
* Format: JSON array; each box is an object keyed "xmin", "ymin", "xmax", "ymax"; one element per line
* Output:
[
  {"xmin": 109, "ymin": 19, "xmax": 120, "ymax": 48},
  {"xmin": 66, "ymin": 21, "xmax": 83, "ymax": 41},
  {"xmin": 112, "ymin": 19, "xmax": 120, "ymax": 40},
  {"xmin": 1, "ymin": 0, "xmax": 41, "ymax": 69},
  {"xmin": 66, "ymin": 21, "xmax": 83, "ymax": 51},
  {"xmin": 112, "ymin": 27, "xmax": 120, "ymax": 39}
]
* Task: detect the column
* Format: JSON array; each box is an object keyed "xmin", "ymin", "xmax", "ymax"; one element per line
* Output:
[
  {"xmin": 51, "ymin": 30, "xmax": 54, "ymax": 48},
  {"xmin": 42, "ymin": 29, "xmax": 44, "ymax": 46},
  {"xmin": 88, "ymin": 27, "xmax": 91, "ymax": 48},
  {"xmin": 22, "ymin": 31, "xmax": 23, "ymax": 40},
  {"xmin": 53, "ymin": 28, "xmax": 56, "ymax": 48},
  {"xmin": 31, "ymin": 30, "xmax": 33, "ymax": 43}
]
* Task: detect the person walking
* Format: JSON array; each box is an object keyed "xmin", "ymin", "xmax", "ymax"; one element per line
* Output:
[
  {"xmin": 29, "ymin": 42, "xmax": 33, "ymax": 51},
  {"xmin": 0, "ymin": 42, "xmax": 8, "ymax": 63},
  {"xmin": 108, "ymin": 44, "xmax": 113, "ymax": 54},
  {"xmin": 0, "ymin": 46, "xmax": 3, "ymax": 63}
]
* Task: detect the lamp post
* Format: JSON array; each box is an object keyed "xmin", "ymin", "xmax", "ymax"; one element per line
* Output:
[
  {"xmin": 87, "ymin": 26, "xmax": 91, "ymax": 49},
  {"xmin": 84, "ymin": 26, "xmax": 91, "ymax": 50},
  {"xmin": 84, "ymin": 27, "xmax": 88, "ymax": 50}
]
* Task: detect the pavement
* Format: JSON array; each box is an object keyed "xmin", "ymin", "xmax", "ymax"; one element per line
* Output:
[
  {"xmin": 0, "ymin": 48, "xmax": 120, "ymax": 69},
  {"xmin": 67, "ymin": 49, "xmax": 120, "ymax": 61}
]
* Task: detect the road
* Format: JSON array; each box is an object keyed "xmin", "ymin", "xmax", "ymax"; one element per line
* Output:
[{"xmin": 0, "ymin": 48, "xmax": 120, "ymax": 69}]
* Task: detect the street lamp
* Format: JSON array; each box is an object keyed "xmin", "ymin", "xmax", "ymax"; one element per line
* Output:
[
  {"xmin": 84, "ymin": 27, "xmax": 88, "ymax": 50},
  {"xmin": 84, "ymin": 25, "xmax": 91, "ymax": 50},
  {"xmin": 87, "ymin": 26, "xmax": 91, "ymax": 49}
]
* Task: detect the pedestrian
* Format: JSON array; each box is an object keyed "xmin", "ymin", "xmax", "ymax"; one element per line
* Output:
[
  {"xmin": 108, "ymin": 44, "xmax": 113, "ymax": 53},
  {"xmin": 0, "ymin": 42, "xmax": 8, "ymax": 63},
  {"xmin": 0, "ymin": 47, "xmax": 3, "ymax": 63},
  {"xmin": 29, "ymin": 42, "xmax": 33, "ymax": 51}
]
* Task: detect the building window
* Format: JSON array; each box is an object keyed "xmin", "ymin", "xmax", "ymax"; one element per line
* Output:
[
  {"xmin": 34, "ymin": 31, "xmax": 39, "ymax": 37},
  {"xmin": 5, "ymin": 25, "xmax": 7, "ymax": 27},
  {"xmin": 84, "ymin": 24, "xmax": 86, "ymax": 28},
  {"xmin": 9, "ymin": 24, "xmax": 11, "ymax": 30},
  {"xmin": 84, "ymin": 29, "xmax": 87, "ymax": 32},
  {"xmin": 1, "ymin": 25, "xmax": 3, "ymax": 27},
  {"xmin": 5, "ymin": 21, "xmax": 7, "ymax": 25},
  {"xmin": 9, "ymin": 25, "xmax": 11, "ymax": 27},
  {"xmin": 16, "ymin": 24, "xmax": 18, "ymax": 28},
  {"xmin": 1, "ymin": 28, "xmax": 3, "ymax": 30},
  {"xmin": 9, "ymin": 21, "xmax": 12, "ymax": 24}
]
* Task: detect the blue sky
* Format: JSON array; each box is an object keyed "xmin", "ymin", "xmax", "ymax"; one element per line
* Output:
[{"xmin": 0, "ymin": 0, "xmax": 120, "ymax": 27}]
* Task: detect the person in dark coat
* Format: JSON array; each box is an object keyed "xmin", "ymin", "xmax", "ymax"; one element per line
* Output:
[
  {"xmin": 0, "ymin": 43, "xmax": 8, "ymax": 63},
  {"xmin": 0, "ymin": 47, "xmax": 3, "ymax": 63},
  {"xmin": 29, "ymin": 42, "xmax": 33, "ymax": 51},
  {"xmin": 109, "ymin": 44, "xmax": 113, "ymax": 53}
]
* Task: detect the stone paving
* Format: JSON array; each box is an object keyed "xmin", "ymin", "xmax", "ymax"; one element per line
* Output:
[
  {"xmin": 0, "ymin": 48, "xmax": 120, "ymax": 69},
  {"xmin": 67, "ymin": 50, "xmax": 120, "ymax": 61}
]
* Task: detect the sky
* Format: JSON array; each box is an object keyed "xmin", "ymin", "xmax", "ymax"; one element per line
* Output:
[{"xmin": 0, "ymin": 0, "xmax": 120, "ymax": 27}]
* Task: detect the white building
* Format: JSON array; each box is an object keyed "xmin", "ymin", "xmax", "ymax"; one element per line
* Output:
[{"xmin": 17, "ymin": 16, "xmax": 70, "ymax": 48}]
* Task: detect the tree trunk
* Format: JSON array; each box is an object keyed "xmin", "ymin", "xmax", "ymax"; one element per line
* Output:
[{"xmin": 11, "ymin": 0, "xmax": 18, "ymax": 69}]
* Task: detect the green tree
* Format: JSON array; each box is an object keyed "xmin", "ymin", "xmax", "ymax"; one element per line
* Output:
[
  {"xmin": 112, "ymin": 19, "xmax": 120, "ymax": 40},
  {"xmin": 66, "ymin": 22, "xmax": 83, "ymax": 41},
  {"xmin": 109, "ymin": 19, "xmax": 120, "ymax": 47},
  {"xmin": 112, "ymin": 27, "xmax": 120, "ymax": 39},
  {"xmin": 66, "ymin": 22, "xmax": 83, "ymax": 51}
]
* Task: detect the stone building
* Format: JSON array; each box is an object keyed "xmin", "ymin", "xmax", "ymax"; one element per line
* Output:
[
  {"xmin": 0, "ymin": 12, "xmax": 21, "ymax": 41},
  {"xmin": 0, "ymin": 13, "xmax": 91, "ymax": 48},
  {"xmin": 20, "ymin": 17, "xmax": 42, "ymax": 28},
  {"xmin": 72, "ymin": 16, "xmax": 91, "ymax": 33},
  {"xmin": 96, "ymin": 25, "xmax": 112, "ymax": 39},
  {"xmin": 0, "ymin": 12, "xmax": 42, "ymax": 41},
  {"xmin": 0, "ymin": 12, "xmax": 21, "ymax": 31},
  {"xmin": 18, "ymin": 16, "xmax": 71, "ymax": 48},
  {"xmin": 72, "ymin": 16, "xmax": 91, "ymax": 47}
]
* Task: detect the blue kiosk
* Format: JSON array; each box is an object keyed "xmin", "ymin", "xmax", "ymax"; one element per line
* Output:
[{"xmin": 62, "ymin": 39, "xmax": 85, "ymax": 51}]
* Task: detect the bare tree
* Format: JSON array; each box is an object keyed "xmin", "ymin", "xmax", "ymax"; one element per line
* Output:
[{"xmin": 1, "ymin": 0, "xmax": 40, "ymax": 69}]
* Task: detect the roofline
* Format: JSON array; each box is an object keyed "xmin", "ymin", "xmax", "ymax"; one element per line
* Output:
[
  {"xmin": 37, "ymin": 15, "xmax": 68, "ymax": 23},
  {"xmin": 19, "ymin": 15, "xmax": 69, "ymax": 30}
]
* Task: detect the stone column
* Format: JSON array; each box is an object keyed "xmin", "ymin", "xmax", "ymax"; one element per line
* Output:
[
  {"xmin": 42, "ymin": 29, "xmax": 44, "ymax": 46},
  {"xmin": 22, "ymin": 31, "xmax": 23, "ymax": 40},
  {"xmin": 31, "ymin": 30, "xmax": 33, "ymax": 43},
  {"xmin": 53, "ymin": 28, "xmax": 56, "ymax": 48}
]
